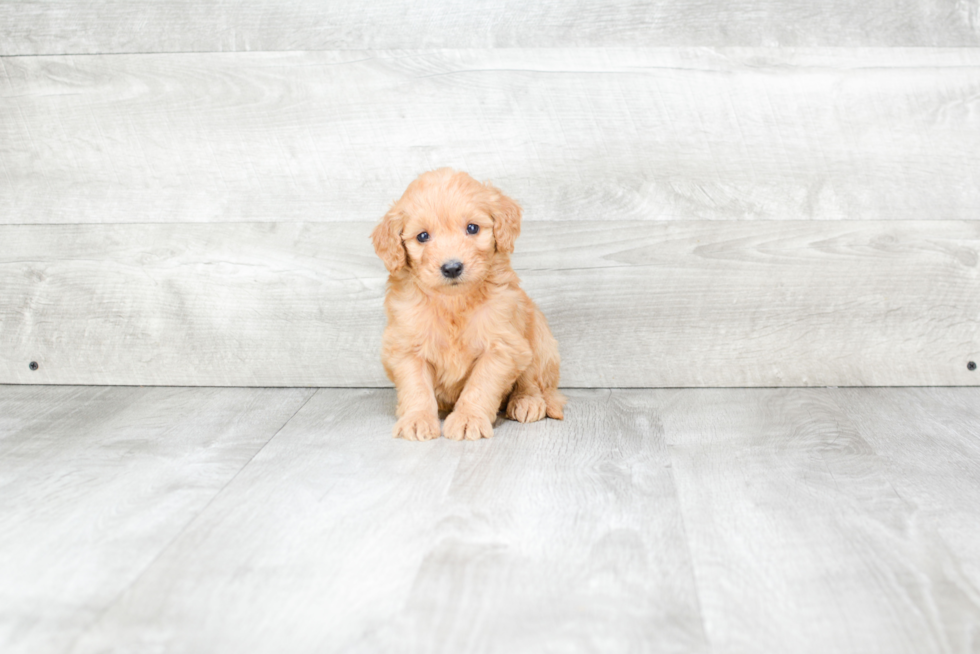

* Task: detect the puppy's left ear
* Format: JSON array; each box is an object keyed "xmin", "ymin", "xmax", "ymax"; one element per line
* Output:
[
  {"xmin": 371, "ymin": 206, "xmax": 407, "ymax": 273},
  {"xmin": 485, "ymin": 182, "xmax": 522, "ymax": 254}
]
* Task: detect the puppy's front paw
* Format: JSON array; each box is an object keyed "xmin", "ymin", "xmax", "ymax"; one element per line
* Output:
[
  {"xmin": 506, "ymin": 394, "xmax": 547, "ymax": 423},
  {"xmin": 393, "ymin": 412, "xmax": 440, "ymax": 441},
  {"xmin": 443, "ymin": 410, "xmax": 493, "ymax": 441}
]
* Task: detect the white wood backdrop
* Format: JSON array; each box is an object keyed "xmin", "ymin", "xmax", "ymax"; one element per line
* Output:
[
  {"xmin": 2, "ymin": 7, "xmax": 979, "ymax": 388},
  {"xmin": 2, "ymin": 1, "xmax": 978, "ymax": 55},
  {"xmin": 2, "ymin": 221, "xmax": 977, "ymax": 387},
  {"xmin": 2, "ymin": 49, "xmax": 979, "ymax": 225}
]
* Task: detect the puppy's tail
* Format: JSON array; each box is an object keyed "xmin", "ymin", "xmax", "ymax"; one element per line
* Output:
[{"xmin": 544, "ymin": 388, "xmax": 566, "ymax": 420}]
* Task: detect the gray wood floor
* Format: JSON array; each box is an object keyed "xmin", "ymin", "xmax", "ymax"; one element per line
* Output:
[{"xmin": 2, "ymin": 385, "xmax": 978, "ymax": 653}]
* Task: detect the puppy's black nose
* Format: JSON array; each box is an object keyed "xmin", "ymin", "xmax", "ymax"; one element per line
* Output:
[{"xmin": 441, "ymin": 260, "xmax": 464, "ymax": 279}]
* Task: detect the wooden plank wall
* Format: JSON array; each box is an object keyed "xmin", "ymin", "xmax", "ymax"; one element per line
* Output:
[
  {"xmin": 3, "ymin": 221, "xmax": 978, "ymax": 387},
  {"xmin": 2, "ymin": 1, "xmax": 979, "ymax": 54},
  {"xmin": 4, "ymin": 49, "xmax": 980, "ymax": 226},
  {"xmin": 1, "ymin": 3, "xmax": 978, "ymax": 387}
]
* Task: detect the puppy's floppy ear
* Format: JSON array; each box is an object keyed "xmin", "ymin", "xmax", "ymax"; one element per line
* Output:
[
  {"xmin": 371, "ymin": 206, "xmax": 407, "ymax": 273},
  {"xmin": 484, "ymin": 182, "xmax": 522, "ymax": 254}
]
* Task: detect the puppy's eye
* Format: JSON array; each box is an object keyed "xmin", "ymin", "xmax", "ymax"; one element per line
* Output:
[
  {"xmin": 416, "ymin": 231, "xmax": 430, "ymax": 243},
  {"xmin": 466, "ymin": 224, "xmax": 480, "ymax": 235}
]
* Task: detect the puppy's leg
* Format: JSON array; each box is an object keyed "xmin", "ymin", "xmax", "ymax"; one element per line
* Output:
[
  {"xmin": 506, "ymin": 375, "xmax": 548, "ymax": 424},
  {"xmin": 543, "ymin": 388, "xmax": 566, "ymax": 420},
  {"xmin": 506, "ymin": 362, "xmax": 565, "ymax": 421},
  {"xmin": 444, "ymin": 343, "xmax": 528, "ymax": 441},
  {"xmin": 389, "ymin": 355, "xmax": 440, "ymax": 441},
  {"xmin": 507, "ymin": 305, "xmax": 565, "ymax": 422}
]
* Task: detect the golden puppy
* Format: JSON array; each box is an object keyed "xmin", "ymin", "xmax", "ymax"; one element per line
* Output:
[{"xmin": 371, "ymin": 169, "xmax": 565, "ymax": 441}]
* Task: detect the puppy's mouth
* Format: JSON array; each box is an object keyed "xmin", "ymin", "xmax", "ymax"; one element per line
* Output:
[{"xmin": 434, "ymin": 274, "xmax": 470, "ymax": 292}]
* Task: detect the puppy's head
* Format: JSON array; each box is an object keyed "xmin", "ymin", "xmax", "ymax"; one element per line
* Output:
[{"xmin": 371, "ymin": 168, "xmax": 521, "ymax": 293}]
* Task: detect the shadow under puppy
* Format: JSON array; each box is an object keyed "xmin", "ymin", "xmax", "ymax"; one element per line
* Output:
[{"xmin": 371, "ymin": 169, "xmax": 565, "ymax": 441}]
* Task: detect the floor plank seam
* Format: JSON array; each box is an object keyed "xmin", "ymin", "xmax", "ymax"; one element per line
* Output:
[
  {"xmin": 62, "ymin": 387, "xmax": 320, "ymax": 651},
  {"xmin": 662, "ymin": 438, "xmax": 713, "ymax": 652}
]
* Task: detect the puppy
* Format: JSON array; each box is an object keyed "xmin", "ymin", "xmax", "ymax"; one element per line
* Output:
[{"xmin": 371, "ymin": 169, "xmax": 565, "ymax": 441}]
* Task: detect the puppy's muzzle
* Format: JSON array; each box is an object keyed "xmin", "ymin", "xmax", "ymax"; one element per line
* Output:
[{"xmin": 441, "ymin": 260, "xmax": 464, "ymax": 279}]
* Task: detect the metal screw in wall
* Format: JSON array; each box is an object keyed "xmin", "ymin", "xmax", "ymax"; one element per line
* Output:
[
  {"xmin": 29, "ymin": 361, "xmax": 39, "ymax": 371},
  {"xmin": 969, "ymin": 361, "xmax": 977, "ymax": 371}
]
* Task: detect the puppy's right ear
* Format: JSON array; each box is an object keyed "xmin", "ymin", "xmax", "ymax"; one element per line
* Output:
[{"xmin": 371, "ymin": 206, "xmax": 407, "ymax": 273}]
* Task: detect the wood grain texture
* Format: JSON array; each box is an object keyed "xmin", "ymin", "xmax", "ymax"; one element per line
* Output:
[
  {"xmin": 2, "ymin": 220, "xmax": 977, "ymax": 387},
  {"xmin": 830, "ymin": 387, "xmax": 980, "ymax": 634},
  {"xmin": 3, "ymin": 49, "xmax": 980, "ymax": 224},
  {"xmin": 2, "ymin": 0, "xmax": 979, "ymax": 55},
  {"xmin": 662, "ymin": 388, "xmax": 980, "ymax": 654},
  {"xmin": 0, "ymin": 385, "xmax": 315, "ymax": 654},
  {"xmin": 4, "ymin": 387, "xmax": 978, "ymax": 652},
  {"xmin": 68, "ymin": 388, "xmax": 706, "ymax": 654}
]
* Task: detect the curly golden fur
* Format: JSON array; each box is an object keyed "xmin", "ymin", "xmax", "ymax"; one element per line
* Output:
[{"xmin": 371, "ymin": 169, "xmax": 565, "ymax": 441}]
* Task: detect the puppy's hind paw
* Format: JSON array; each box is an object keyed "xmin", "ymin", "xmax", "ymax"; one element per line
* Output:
[
  {"xmin": 506, "ymin": 394, "xmax": 547, "ymax": 423},
  {"xmin": 443, "ymin": 410, "xmax": 494, "ymax": 441},
  {"xmin": 393, "ymin": 413, "xmax": 440, "ymax": 441}
]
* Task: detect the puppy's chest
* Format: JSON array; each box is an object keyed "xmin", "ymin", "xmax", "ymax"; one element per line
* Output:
[{"xmin": 418, "ymin": 313, "xmax": 481, "ymax": 374}]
